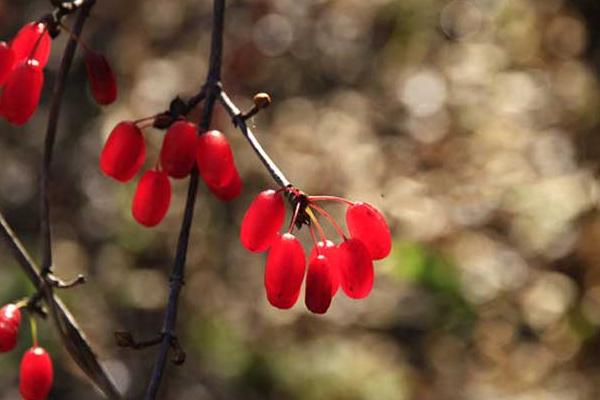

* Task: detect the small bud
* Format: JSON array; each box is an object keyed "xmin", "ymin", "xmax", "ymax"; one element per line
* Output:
[{"xmin": 253, "ymin": 92, "xmax": 271, "ymax": 110}]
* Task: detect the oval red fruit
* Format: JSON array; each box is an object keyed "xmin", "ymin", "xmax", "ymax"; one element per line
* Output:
[
  {"xmin": 0, "ymin": 304, "xmax": 21, "ymax": 329},
  {"xmin": 132, "ymin": 170, "xmax": 171, "ymax": 227},
  {"xmin": 84, "ymin": 51, "xmax": 117, "ymax": 105},
  {"xmin": 264, "ymin": 233, "xmax": 306, "ymax": 309},
  {"xmin": 100, "ymin": 122, "xmax": 146, "ymax": 182},
  {"xmin": 196, "ymin": 130, "xmax": 239, "ymax": 190},
  {"xmin": 160, "ymin": 121, "xmax": 198, "ymax": 179},
  {"xmin": 11, "ymin": 22, "xmax": 51, "ymax": 67},
  {"xmin": 338, "ymin": 238, "xmax": 374, "ymax": 299},
  {"xmin": 309, "ymin": 240, "xmax": 340, "ymax": 296},
  {"xmin": 209, "ymin": 170, "xmax": 242, "ymax": 201},
  {"xmin": 240, "ymin": 190, "xmax": 285, "ymax": 253},
  {"xmin": 0, "ymin": 60, "xmax": 44, "ymax": 125},
  {"xmin": 346, "ymin": 202, "xmax": 391, "ymax": 260},
  {"xmin": 0, "ymin": 320, "xmax": 17, "ymax": 352},
  {"xmin": 0, "ymin": 42, "xmax": 15, "ymax": 85},
  {"xmin": 19, "ymin": 346, "xmax": 53, "ymax": 400},
  {"xmin": 305, "ymin": 255, "xmax": 333, "ymax": 314}
]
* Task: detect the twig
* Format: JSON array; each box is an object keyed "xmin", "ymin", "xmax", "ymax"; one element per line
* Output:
[
  {"xmin": 40, "ymin": 0, "xmax": 96, "ymax": 276},
  {"xmin": 0, "ymin": 210, "xmax": 121, "ymax": 399},
  {"xmin": 143, "ymin": 1, "xmax": 225, "ymax": 398},
  {"xmin": 218, "ymin": 89, "xmax": 290, "ymax": 188},
  {"xmin": 33, "ymin": 1, "xmax": 123, "ymax": 398}
]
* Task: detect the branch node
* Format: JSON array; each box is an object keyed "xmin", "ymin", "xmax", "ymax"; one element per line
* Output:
[
  {"xmin": 24, "ymin": 294, "xmax": 48, "ymax": 319},
  {"xmin": 169, "ymin": 97, "xmax": 188, "ymax": 118}
]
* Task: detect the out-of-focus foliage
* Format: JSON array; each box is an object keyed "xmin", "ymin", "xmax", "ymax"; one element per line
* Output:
[{"xmin": 1, "ymin": 0, "xmax": 600, "ymax": 399}]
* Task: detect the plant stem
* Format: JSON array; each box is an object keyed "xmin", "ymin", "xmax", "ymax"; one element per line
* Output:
[
  {"xmin": 219, "ymin": 89, "xmax": 291, "ymax": 188},
  {"xmin": 40, "ymin": 0, "xmax": 96, "ymax": 276},
  {"xmin": 0, "ymin": 209, "xmax": 122, "ymax": 398},
  {"xmin": 144, "ymin": 1, "xmax": 225, "ymax": 398}
]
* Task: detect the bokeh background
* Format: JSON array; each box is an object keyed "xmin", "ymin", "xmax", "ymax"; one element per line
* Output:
[{"xmin": 1, "ymin": 0, "xmax": 600, "ymax": 398}]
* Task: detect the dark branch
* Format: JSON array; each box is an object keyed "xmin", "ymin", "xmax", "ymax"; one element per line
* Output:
[
  {"xmin": 23, "ymin": 1, "xmax": 124, "ymax": 398},
  {"xmin": 218, "ymin": 89, "xmax": 291, "ymax": 188},
  {"xmin": 143, "ymin": 1, "xmax": 225, "ymax": 399},
  {"xmin": 41, "ymin": 0, "xmax": 96, "ymax": 276},
  {"xmin": 0, "ymin": 210, "xmax": 122, "ymax": 399},
  {"xmin": 0, "ymin": 213, "xmax": 44, "ymax": 285}
]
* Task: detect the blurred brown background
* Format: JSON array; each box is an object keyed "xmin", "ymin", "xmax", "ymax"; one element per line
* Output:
[{"xmin": 2, "ymin": 0, "xmax": 600, "ymax": 399}]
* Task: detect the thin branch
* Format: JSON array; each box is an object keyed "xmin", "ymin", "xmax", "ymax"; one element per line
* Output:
[
  {"xmin": 218, "ymin": 89, "xmax": 291, "ymax": 188},
  {"xmin": 41, "ymin": 0, "xmax": 95, "ymax": 275},
  {"xmin": 0, "ymin": 213, "xmax": 43, "ymax": 285},
  {"xmin": 144, "ymin": 1, "xmax": 225, "ymax": 398},
  {"xmin": 0, "ymin": 210, "xmax": 122, "ymax": 399},
  {"xmin": 25, "ymin": 1, "xmax": 123, "ymax": 398}
]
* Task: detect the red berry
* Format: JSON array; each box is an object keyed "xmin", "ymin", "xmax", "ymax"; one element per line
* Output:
[
  {"xmin": 240, "ymin": 190, "xmax": 285, "ymax": 253},
  {"xmin": 309, "ymin": 240, "xmax": 340, "ymax": 296},
  {"xmin": 0, "ymin": 304, "xmax": 22, "ymax": 353},
  {"xmin": 100, "ymin": 122, "xmax": 146, "ymax": 182},
  {"xmin": 338, "ymin": 238, "xmax": 374, "ymax": 299},
  {"xmin": 196, "ymin": 130, "xmax": 240, "ymax": 191},
  {"xmin": 0, "ymin": 60, "xmax": 44, "ymax": 125},
  {"xmin": 209, "ymin": 170, "xmax": 242, "ymax": 201},
  {"xmin": 160, "ymin": 121, "xmax": 198, "ymax": 179},
  {"xmin": 0, "ymin": 303, "xmax": 21, "ymax": 329},
  {"xmin": 84, "ymin": 51, "xmax": 117, "ymax": 105},
  {"xmin": 11, "ymin": 22, "xmax": 51, "ymax": 67},
  {"xmin": 264, "ymin": 233, "xmax": 306, "ymax": 309},
  {"xmin": 0, "ymin": 42, "xmax": 15, "ymax": 85},
  {"xmin": 0, "ymin": 320, "xmax": 17, "ymax": 352},
  {"xmin": 305, "ymin": 255, "xmax": 333, "ymax": 314},
  {"xmin": 346, "ymin": 202, "xmax": 391, "ymax": 260},
  {"xmin": 19, "ymin": 346, "xmax": 53, "ymax": 400},
  {"xmin": 132, "ymin": 170, "xmax": 171, "ymax": 227}
]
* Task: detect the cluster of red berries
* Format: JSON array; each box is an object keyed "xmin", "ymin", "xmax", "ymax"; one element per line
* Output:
[
  {"xmin": 240, "ymin": 188, "xmax": 391, "ymax": 314},
  {"xmin": 0, "ymin": 304, "xmax": 53, "ymax": 400},
  {"xmin": 100, "ymin": 119, "xmax": 241, "ymax": 227},
  {"xmin": 0, "ymin": 23, "xmax": 51, "ymax": 125},
  {"xmin": 0, "ymin": 21, "xmax": 116, "ymax": 126}
]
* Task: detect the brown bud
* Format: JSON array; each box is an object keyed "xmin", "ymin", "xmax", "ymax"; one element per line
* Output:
[{"xmin": 253, "ymin": 92, "xmax": 271, "ymax": 110}]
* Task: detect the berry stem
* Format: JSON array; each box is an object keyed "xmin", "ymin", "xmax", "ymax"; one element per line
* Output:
[
  {"xmin": 133, "ymin": 115, "xmax": 159, "ymax": 125},
  {"xmin": 287, "ymin": 200, "xmax": 302, "ymax": 234},
  {"xmin": 306, "ymin": 207, "xmax": 327, "ymax": 241},
  {"xmin": 308, "ymin": 224, "xmax": 319, "ymax": 250},
  {"xmin": 30, "ymin": 315, "xmax": 38, "ymax": 347},
  {"xmin": 14, "ymin": 298, "xmax": 29, "ymax": 309},
  {"xmin": 307, "ymin": 195, "xmax": 354, "ymax": 206},
  {"xmin": 137, "ymin": 121, "xmax": 155, "ymax": 130},
  {"xmin": 310, "ymin": 203, "xmax": 347, "ymax": 241}
]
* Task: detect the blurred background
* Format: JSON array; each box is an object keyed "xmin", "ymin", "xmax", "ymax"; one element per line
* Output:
[{"xmin": 1, "ymin": 0, "xmax": 600, "ymax": 398}]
